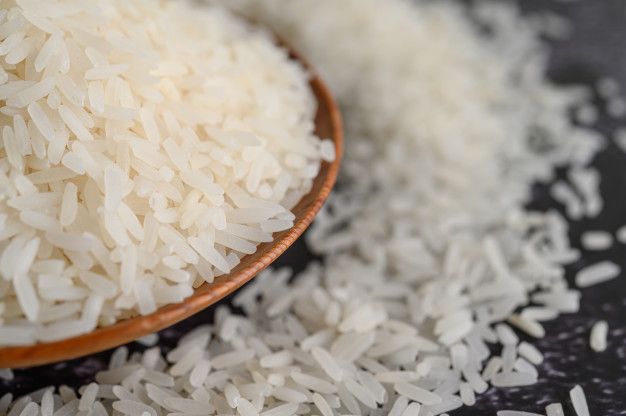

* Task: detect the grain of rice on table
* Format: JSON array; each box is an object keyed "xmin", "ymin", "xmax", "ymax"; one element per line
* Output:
[{"xmin": 0, "ymin": 0, "xmax": 331, "ymax": 345}]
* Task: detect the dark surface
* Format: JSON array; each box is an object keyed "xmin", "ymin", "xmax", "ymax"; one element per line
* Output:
[{"xmin": 2, "ymin": 0, "xmax": 626, "ymax": 414}]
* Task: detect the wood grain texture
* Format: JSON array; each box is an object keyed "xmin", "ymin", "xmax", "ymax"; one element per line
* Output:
[{"xmin": 0, "ymin": 45, "xmax": 343, "ymax": 369}]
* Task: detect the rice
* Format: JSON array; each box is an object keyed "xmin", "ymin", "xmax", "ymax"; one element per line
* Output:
[
  {"xmin": 580, "ymin": 231, "xmax": 613, "ymax": 250},
  {"xmin": 0, "ymin": 368, "xmax": 13, "ymax": 381},
  {"xmin": 52, "ymin": 400, "xmax": 79, "ymax": 416},
  {"xmin": 210, "ymin": 349, "xmax": 255, "ymax": 370},
  {"xmin": 514, "ymin": 357, "xmax": 538, "ymax": 379},
  {"xmin": 40, "ymin": 391, "xmax": 53, "ymax": 416},
  {"xmin": 590, "ymin": 320, "xmax": 608, "ymax": 352},
  {"xmin": 311, "ymin": 393, "xmax": 333, "ymax": 416},
  {"xmin": 597, "ymin": 77, "xmax": 620, "ymax": 98},
  {"xmin": 2, "ymin": 0, "xmax": 614, "ymax": 414},
  {"xmin": 495, "ymin": 324, "xmax": 519, "ymax": 346},
  {"xmin": 189, "ymin": 359, "xmax": 211, "ymax": 388},
  {"xmin": 570, "ymin": 385, "xmax": 590, "ymax": 416},
  {"xmin": 271, "ymin": 387, "xmax": 308, "ymax": 403},
  {"xmin": 388, "ymin": 396, "xmax": 409, "ymax": 416},
  {"xmin": 575, "ymin": 104, "xmax": 599, "ymax": 125},
  {"xmin": 17, "ymin": 402, "xmax": 39, "ymax": 416},
  {"xmin": 78, "ymin": 383, "xmax": 98, "ymax": 411},
  {"xmin": 616, "ymin": 224, "xmax": 626, "ymax": 243},
  {"xmin": 491, "ymin": 372, "xmax": 537, "ymax": 388},
  {"xmin": 291, "ymin": 372, "xmax": 336, "ymax": 395},
  {"xmin": 520, "ymin": 307, "xmax": 559, "ymax": 322},
  {"xmin": 402, "ymin": 402, "xmax": 422, "ymax": 416},
  {"xmin": 550, "ymin": 181, "xmax": 583, "ymax": 219},
  {"xmin": 344, "ymin": 378, "xmax": 377, "ymax": 408},
  {"xmin": 546, "ymin": 403, "xmax": 565, "ymax": 416},
  {"xmin": 163, "ymin": 397, "xmax": 215, "ymax": 414},
  {"xmin": 310, "ymin": 347, "xmax": 343, "ymax": 382},
  {"xmin": 111, "ymin": 400, "xmax": 156, "ymax": 416},
  {"xmin": 607, "ymin": 97, "xmax": 626, "ymax": 118},
  {"xmin": 575, "ymin": 261, "xmax": 620, "ymax": 288},
  {"xmin": 508, "ymin": 315, "xmax": 545, "ymax": 339},
  {"xmin": 0, "ymin": 326, "xmax": 36, "ymax": 346},
  {"xmin": 393, "ymin": 383, "xmax": 442, "ymax": 406},
  {"xmin": 259, "ymin": 403, "xmax": 299, "ymax": 416},
  {"xmin": 462, "ymin": 367, "xmax": 488, "ymax": 394},
  {"xmin": 237, "ymin": 398, "xmax": 259, "ymax": 416},
  {"xmin": 459, "ymin": 382, "xmax": 476, "ymax": 406},
  {"xmin": 517, "ymin": 342, "xmax": 544, "ymax": 365},
  {"xmin": 0, "ymin": 0, "xmax": 329, "ymax": 343},
  {"xmin": 224, "ymin": 383, "xmax": 241, "ymax": 408}
]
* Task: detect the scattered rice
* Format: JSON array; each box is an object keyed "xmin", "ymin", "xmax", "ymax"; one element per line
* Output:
[
  {"xmin": 0, "ymin": 368, "xmax": 13, "ymax": 381},
  {"xmin": 570, "ymin": 385, "xmax": 590, "ymax": 416},
  {"xmin": 590, "ymin": 320, "xmax": 608, "ymax": 352},
  {"xmin": 393, "ymin": 383, "xmax": 441, "ymax": 406},
  {"xmin": 546, "ymin": 402, "xmax": 565, "ymax": 416},
  {"xmin": 508, "ymin": 315, "xmax": 545, "ymax": 339},
  {"xmin": 550, "ymin": 181, "xmax": 583, "ymax": 219},
  {"xmin": 78, "ymin": 383, "xmax": 98, "ymax": 411},
  {"xmin": 580, "ymin": 230, "xmax": 613, "ymax": 251},
  {"xmin": 402, "ymin": 402, "xmax": 422, "ymax": 416},
  {"xmin": 495, "ymin": 323, "xmax": 519, "ymax": 346},
  {"xmin": 607, "ymin": 97, "xmax": 626, "ymax": 118},
  {"xmin": 459, "ymin": 382, "xmax": 476, "ymax": 406},
  {"xmin": 575, "ymin": 104, "xmax": 599, "ymax": 125},
  {"xmin": 568, "ymin": 168, "xmax": 602, "ymax": 217},
  {"xmin": 518, "ymin": 342, "xmax": 544, "ymax": 365},
  {"xmin": 616, "ymin": 224, "xmax": 626, "ymax": 243},
  {"xmin": 491, "ymin": 372, "xmax": 537, "ymax": 388},
  {"xmin": 135, "ymin": 334, "xmax": 158, "ymax": 347},
  {"xmin": 575, "ymin": 260, "xmax": 620, "ymax": 288},
  {"xmin": 597, "ymin": 77, "xmax": 620, "ymax": 98}
]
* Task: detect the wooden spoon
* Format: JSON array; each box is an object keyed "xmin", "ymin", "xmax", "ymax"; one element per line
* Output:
[{"xmin": 0, "ymin": 45, "xmax": 343, "ymax": 369}]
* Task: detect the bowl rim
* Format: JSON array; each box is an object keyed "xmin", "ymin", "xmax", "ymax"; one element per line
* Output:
[{"xmin": 0, "ymin": 45, "xmax": 343, "ymax": 369}]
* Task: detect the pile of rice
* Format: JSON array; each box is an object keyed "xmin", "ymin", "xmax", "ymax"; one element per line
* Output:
[
  {"xmin": 0, "ymin": 0, "xmax": 614, "ymax": 415},
  {"xmin": 0, "ymin": 0, "xmax": 330, "ymax": 344}
]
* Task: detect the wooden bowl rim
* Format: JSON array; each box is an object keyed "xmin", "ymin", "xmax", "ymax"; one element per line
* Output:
[{"xmin": 0, "ymin": 46, "xmax": 343, "ymax": 369}]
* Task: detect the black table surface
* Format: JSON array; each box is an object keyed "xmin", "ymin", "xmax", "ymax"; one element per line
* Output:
[{"xmin": 2, "ymin": 0, "xmax": 626, "ymax": 414}]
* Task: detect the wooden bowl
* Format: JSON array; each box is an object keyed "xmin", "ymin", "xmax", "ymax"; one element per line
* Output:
[{"xmin": 0, "ymin": 47, "xmax": 343, "ymax": 369}]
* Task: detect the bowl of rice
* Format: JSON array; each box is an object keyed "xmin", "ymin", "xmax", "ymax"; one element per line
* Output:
[{"xmin": 0, "ymin": 0, "xmax": 342, "ymax": 367}]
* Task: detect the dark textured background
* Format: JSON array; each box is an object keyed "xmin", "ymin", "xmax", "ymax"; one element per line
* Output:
[{"xmin": 2, "ymin": 0, "xmax": 626, "ymax": 414}]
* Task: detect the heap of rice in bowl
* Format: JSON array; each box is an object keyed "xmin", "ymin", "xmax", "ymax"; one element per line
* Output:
[{"xmin": 0, "ymin": 0, "xmax": 332, "ymax": 345}]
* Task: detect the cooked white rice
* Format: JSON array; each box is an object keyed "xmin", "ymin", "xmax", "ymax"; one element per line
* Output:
[{"xmin": 0, "ymin": 0, "xmax": 329, "ymax": 343}]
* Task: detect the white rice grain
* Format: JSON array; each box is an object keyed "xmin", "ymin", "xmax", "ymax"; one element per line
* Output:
[
  {"xmin": 581, "ymin": 231, "xmax": 613, "ymax": 251},
  {"xmin": 60, "ymin": 182, "xmax": 78, "ymax": 227},
  {"xmin": 570, "ymin": 385, "xmax": 590, "ymax": 416},
  {"xmin": 590, "ymin": 320, "xmax": 608, "ymax": 352},
  {"xmin": 311, "ymin": 347, "xmax": 343, "ymax": 382},
  {"xmin": 575, "ymin": 261, "xmax": 620, "ymax": 288},
  {"xmin": 546, "ymin": 403, "xmax": 565, "ymax": 416},
  {"xmin": 393, "ymin": 383, "xmax": 442, "ymax": 406}
]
